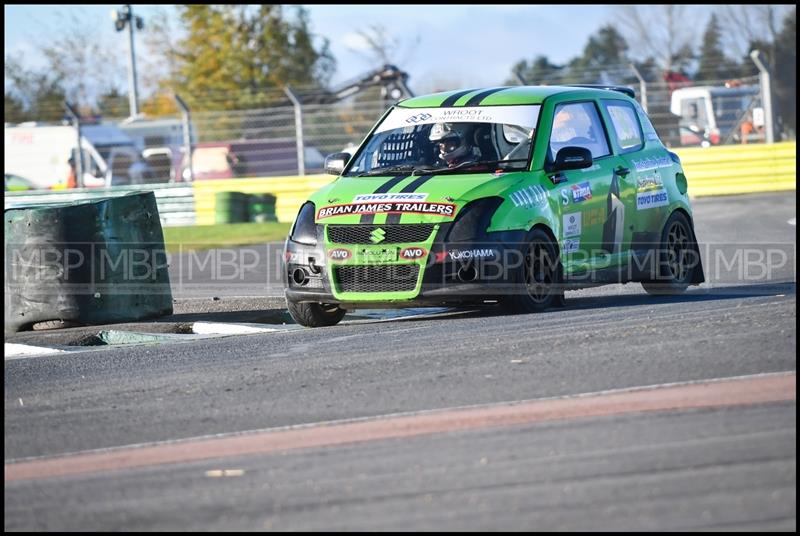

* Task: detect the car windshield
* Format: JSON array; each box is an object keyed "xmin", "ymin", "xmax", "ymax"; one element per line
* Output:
[{"xmin": 344, "ymin": 105, "xmax": 540, "ymax": 176}]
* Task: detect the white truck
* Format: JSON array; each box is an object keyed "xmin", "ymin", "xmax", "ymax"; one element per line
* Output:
[
  {"xmin": 670, "ymin": 85, "xmax": 762, "ymax": 146},
  {"xmin": 4, "ymin": 123, "xmax": 154, "ymax": 189}
]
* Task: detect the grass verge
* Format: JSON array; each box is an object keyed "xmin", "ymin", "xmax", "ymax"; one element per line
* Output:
[{"xmin": 162, "ymin": 221, "xmax": 291, "ymax": 252}]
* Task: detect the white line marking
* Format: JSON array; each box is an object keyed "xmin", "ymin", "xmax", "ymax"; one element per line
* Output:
[
  {"xmin": 191, "ymin": 322, "xmax": 285, "ymax": 335},
  {"xmin": 788, "ymin": 217, "xmax": 796, "ymax": 226},
  {"xmin": 4, "ymin": 343, "xmax": 67, "ymax": 359}
]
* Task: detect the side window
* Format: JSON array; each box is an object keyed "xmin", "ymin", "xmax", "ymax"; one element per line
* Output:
[
  {"xmin": 549, "ymin": 102, "xmax": 610, "ymax": 160},
  {"xmin": 603, "ymin": 100, "xmax": 643, "ymax": 152},
  {"xmin": 632, "ymin": 100, "xmax": 661, "ymax": 143}
]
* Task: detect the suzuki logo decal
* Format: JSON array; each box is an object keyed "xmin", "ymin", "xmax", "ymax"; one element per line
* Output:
[{"xmin": 370, "ymin": 227, "xmax": 386, "ymax": 243}]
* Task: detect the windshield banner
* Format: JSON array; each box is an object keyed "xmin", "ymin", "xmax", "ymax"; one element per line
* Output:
[{"xmin": 376, "ymin": 105, "xmax": 540, "ymax": 133}]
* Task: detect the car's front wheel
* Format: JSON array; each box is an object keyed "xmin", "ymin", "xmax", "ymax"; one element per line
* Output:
[
  {"xmin": 504, "ymin": 228, "xmax": 564, "ymax": 313},
  {"xmin": 641, "ymin": 211, "xmax": 696, "ymax": 295},
  {"xmin": 286, "ymin": 300, "xmax": 346, "ymax": 327}
]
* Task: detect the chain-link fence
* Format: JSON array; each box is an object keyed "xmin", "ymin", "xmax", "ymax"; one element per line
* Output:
[
  {"xmin": 5, "ymin": 64, "xmax": 777, "ymax": 189},
  {"xmin": 531, "ymin": 64, "xmax": 767, "ymax": 149}
]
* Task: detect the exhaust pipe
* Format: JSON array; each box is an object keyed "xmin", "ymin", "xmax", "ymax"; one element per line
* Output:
[
  {"xmin": 292, "ymin": 267, "xmax": 309, "ymax": 286},
  {"xmin": 456, "ymin": 265, "xmax": 478, "ymax": 282}
]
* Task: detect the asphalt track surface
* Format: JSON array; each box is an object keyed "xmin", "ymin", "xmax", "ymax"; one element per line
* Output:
[{"xmin": 4, "ymin": 192, "xmax": 796, "ymax": 531}]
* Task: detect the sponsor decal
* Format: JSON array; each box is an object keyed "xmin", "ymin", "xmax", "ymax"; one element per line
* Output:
[
  {"xmin": 357, "ymin": 248, "xmax": 398, "ymax": 263},
  {"xmin": 561, "ymin": 189, "xmax": 571, "ymax": 206},
  {"xmin": 284, "ymin": 251, "xmax": 300, "ymax": 263},
  {"xmin": 563, "ymin": 238, "xmax": 580, "ymax": 254},
  {"xmin": 510, "ymin": 185, "xmax": 548, "ymax": 208},
  {"xmin": 563, "ymin": 212, "xmax": 582, "ymax": 237},
  {"xmin": 400, "ymin": 247, "xmax": 428, "ymax": 260},
  {"xmin": 376, "ymin": 105, "xmax": 540, "ymax": 133},
  {"xmin": 328, "ymin": 248, "xmax": 352, "ymax": 261},
  {"xmin": 353, "ymin": 192, "xmax": 429, "ymax": 202},
  {"xmin": 447, "ymin": 248, "xmax": 497, "ymax": 261},
  {"xmin": 317, "ymin": 202, "xmax": 457, "ymax": 219},
  {"xmin": 636, "ymin": 189, "xmax": 669, "ymax": 210},
  {"xmin": 360, "ymin": 174, "xmax": 410, "ymax": 224},
  {"xmin": 404, "ymin": 112, "xmax": 433, "ymax": 124},
  {"xmin": 636, "ymin": 172, "xmax": 663, "ymax": 192},
  {"xmin": 570, "ymin": 181, "xmax": 592, "ymax": 203},
  {"xmin": 631, "ymin": 155, "xmax": 672, "ymax": 172}
]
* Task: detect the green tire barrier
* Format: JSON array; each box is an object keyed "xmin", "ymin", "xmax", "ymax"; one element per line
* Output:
[
  {"xmin": 214, "ymin": 192, "xmax": 278, "ymax": 223},
  {"xmin": 214, "ymin": 191, "xmax": 250, "ymax": 224},
  {"xmin": 4, "ymin": 191, "xmax": 173, "ymax": 334},
  {"xmin": 249, "ymin": 193, "xmax": 277, "ymax": 223}
]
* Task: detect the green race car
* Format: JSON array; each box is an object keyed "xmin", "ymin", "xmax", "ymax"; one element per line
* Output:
[{"xmin": 283, "ymin": 85, "xmax": 704, "ymax": 327}]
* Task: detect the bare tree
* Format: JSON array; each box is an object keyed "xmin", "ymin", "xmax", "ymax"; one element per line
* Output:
[
  {"xmin": 346, "ymin": 23, "xmax": 421, "ymax": 68},
  {"xmin": 139, "ymin": 7, "xmax": 181, "ymax": 97},
  {"xmin": 717, "ymin": 5, "xmax": 788, "ymax": 70},
  {"xmin": 36, "ymin": 9, "xmax": 126, "ymax": 112},
  {"xmin": 616, "ymin": 5, "xmax": 695, "ymax": 73}
]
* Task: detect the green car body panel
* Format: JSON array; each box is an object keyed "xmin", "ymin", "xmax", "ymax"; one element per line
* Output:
[{"xmin": 284, "ymin": 85, "xmax": 704, "ymax": 316}]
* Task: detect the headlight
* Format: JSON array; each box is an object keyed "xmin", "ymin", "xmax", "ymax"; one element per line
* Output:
[
  {"xmin": 446, "ymin": 197, "xmax": 504, "ymax": 242},
  {"xmin": 290, "ymin": 202, "xmax": 317, "ymax": 245}
]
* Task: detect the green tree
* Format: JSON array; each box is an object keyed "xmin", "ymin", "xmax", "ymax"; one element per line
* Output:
[
  {"xmin": 4, "ymin": 93, "xmax": 27, "ymax": 124},
  {"xmin": 697, "ymin": 15, "xmax": 739, "ymax": 81},
  {"xmin": 96, "ymin": 88, "xmax": 130, "ymax": 119},
  {"xmin": 507, "ymin": 55, "xmax": 562, "ymax": 85},
  {"xmin": 4, "ymin": 57, "xmax": 67, "ymax": 122},
  {"xmin": 167, "ymin": 5, "xmax": 335, "ymax": 111},
  {"xmin": 573, "ymin": 25, "xmax": 629, "ymax": 72}
]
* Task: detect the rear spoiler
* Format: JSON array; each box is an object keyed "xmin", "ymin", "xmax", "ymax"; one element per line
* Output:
[{"xmin": 565, "ymin": 85, "xmax": 636, "ymax": 99}]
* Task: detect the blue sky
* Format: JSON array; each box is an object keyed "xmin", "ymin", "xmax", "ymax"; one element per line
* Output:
[{"xmin": 4, "ymin": 4, "xmax": 735, "ymax": 95}]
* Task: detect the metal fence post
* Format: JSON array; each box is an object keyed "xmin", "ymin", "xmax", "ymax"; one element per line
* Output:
[
  {"xmin": 629, "ymin": 63, "xmax": 648, "ymax": 113},
  {"xmin": 750, "ymin": 50, "xmax": 775, "ymax": 144},
  {"xmin": 283, "ymin": 86, "xmax": 305, "ymax": 176},
  {"xmin": 63, "ymin": 101, "xmax": 84, "ymax": 188},
  {"xmin": 174, "ymin": 93, "xmax": 194, "ymax": 182}
]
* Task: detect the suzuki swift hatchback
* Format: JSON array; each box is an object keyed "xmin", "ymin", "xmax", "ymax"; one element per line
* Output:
[{"xmin": 284, "ymin": 85, "xmax": 704, "ymax": 327}]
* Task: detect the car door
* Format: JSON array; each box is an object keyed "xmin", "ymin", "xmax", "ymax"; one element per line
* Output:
[
  {"xmin": 547, "ymin": 100, "xmax": 634, "ymax": 280},
  {"xmin": 600, "ymin": 99, "xmax": 671, "ymax": 253}
]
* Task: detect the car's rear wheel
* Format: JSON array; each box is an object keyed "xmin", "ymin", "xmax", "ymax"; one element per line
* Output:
[
  {"xmin": 504, "ymin": 228, "xmax": 564, "ymax": 313},
  {"xmin": 287, "ymin": 300, "xmax": 346, "ymax": 327},
  {"xmin": 641, "ymin": 211, "xmax": 695, "ymax": 295}
]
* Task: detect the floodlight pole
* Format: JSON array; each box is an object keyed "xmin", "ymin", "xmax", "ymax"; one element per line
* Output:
[{"xmin": 115, "ymin": 5, "xmax": 141, "ymax": 118}]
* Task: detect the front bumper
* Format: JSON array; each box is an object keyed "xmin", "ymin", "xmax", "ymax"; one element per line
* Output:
[{"xmin": 283, "ymin": 224, "xmax": 528, "ymax": 308}]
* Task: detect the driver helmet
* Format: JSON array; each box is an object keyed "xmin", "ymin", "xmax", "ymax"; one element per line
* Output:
[{"xmin": 429, "ymin": 122, "xmax": 473, "ymax": 164}]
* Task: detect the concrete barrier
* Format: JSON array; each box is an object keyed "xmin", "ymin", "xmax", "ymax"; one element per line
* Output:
[
  {"xmin": 674, "ymin": 141, "xmax": 796, "ymax": 197},
  {"xmin": 4, "ymin": 192, "xmax": 173, "ymax": 334}
]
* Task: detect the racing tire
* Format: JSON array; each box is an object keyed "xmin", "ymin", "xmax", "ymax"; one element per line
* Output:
[
  {"xmin": 287, "ymin": 300, "xmax": 346, "ymax": 328},
  {"xmin": 641, "ymin": 211, "xmax": 695, "ymax": 296},
  {"xmin": 504, "ymin": 228, "xmax": 565, "ymax": 313}
]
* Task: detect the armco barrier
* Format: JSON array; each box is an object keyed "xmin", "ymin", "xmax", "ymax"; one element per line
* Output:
[
  {"xmin": 191, "ymin": 174, "xmax": 334, "ymax": 225},
  {"xmin": 3, "ymin": 183, "xmax": 197, "ymax": 227},
  {"xmin": 673, "ymin": 141, "xmax": 796, "ymax": 198}
]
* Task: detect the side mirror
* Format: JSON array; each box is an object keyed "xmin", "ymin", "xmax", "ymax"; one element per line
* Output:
[
  {"xmin": 549, "ymin": 146, "xmax": 593, "ymax": 172},
  {"xmin": 324, "ymin": 152, "xmax": 351, "ymax": 175}
]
